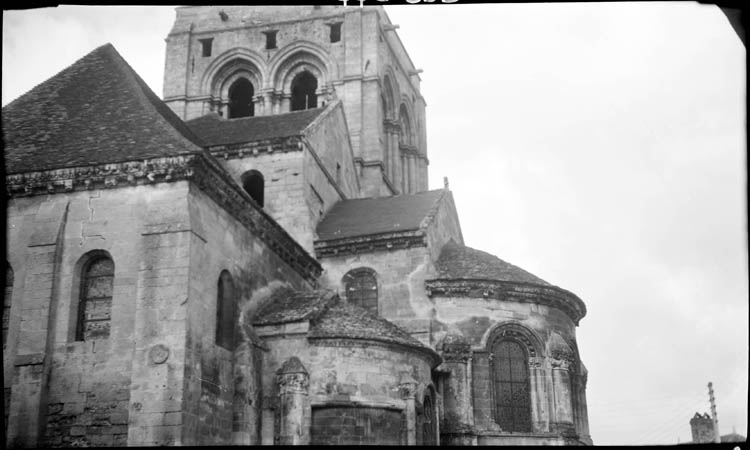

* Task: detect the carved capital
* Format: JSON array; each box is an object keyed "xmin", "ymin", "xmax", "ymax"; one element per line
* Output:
[
  {"xmin": 549, "ymin": 357, "xmax": 571, "ymax": 371},
  {"xmin": 439, "ymin": 333, "xmax": 472, "ymax": 363},
  {"xmin": 399, "ymin": 381, "xmax": 417, "ymax": 399},
  {"xmin": 277, "ymin": 372, "xmax": 309, "ymax": 394}
]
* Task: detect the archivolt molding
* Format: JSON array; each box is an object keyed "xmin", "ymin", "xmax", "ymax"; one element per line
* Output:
[
  {"xmin": 268, "ymin": 40, "xmax": 338, "ymax": 93},
  {"xmin": 201, "ymin": 47, "xmax": 268, "ymax": 95},
  {"xmin": 481, "ymin": 321, "xmax": 545, "ymax": 359},
  {"xmin": 424, "ymin": 278, "xmax": 587, "ymax": 325}
]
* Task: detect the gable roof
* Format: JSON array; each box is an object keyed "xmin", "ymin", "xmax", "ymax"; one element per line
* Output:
[
  {"xmin": 185, "ymin": 107, "xmax": 326, "ymax": 147},
  {"xmin": 2, "ymin": 44, "xmax": 205, "ymax": 174},
  {"xmin": 434, "ymin": 240, "xmax": 552, "ymax": 286},
  {"xmin": 316, "ymin": 189, "xmax": 445, "ymax": 241}
]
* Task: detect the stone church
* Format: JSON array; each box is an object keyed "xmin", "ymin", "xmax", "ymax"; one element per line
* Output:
[{"xmin": 3, "ymin": 5, "xmax": 592, "ymax": 446}]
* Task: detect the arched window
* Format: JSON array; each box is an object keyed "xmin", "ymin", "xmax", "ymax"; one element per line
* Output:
[
  {"xmin": 399, "ymin": 104, "xmax": 412, "ymax": 146},
  {"xmin": 228, "ymin": 78, "xmax": 254, "ymax": 118},
  {"xmin": 3, "ymin": 264, "xmax": 13, "ymax": 349},
  {"xmin": 422, "ymin": 390, "xmax": 437, "ymax": 445},
  {"xmin": 242, "ymin": 170, "xmax": 264, "ymax": 207},
  {"xmin": 216, "ymin": 270, "xmax": 236, "ymax": 350},
  {"xmin": 291, "ymin": 71, "xmax": 318, "ymax": 111},
  {"xmin": 342, "ymin": 268, "xmax": 378, "ymax": 315},
  {"xmin": 76, "ymin": 255, "xmax": 114, "ymax": 341},
  {"xmin": 492, "ymin": 339, "xmax": 532, "ymax": 432}
]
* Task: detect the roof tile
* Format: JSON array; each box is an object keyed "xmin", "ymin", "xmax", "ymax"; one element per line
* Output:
[
  {"xmin": 2, "ymin": 43, "xmax": 204, "ymax": 174},
  {"xmin": 316, "ymin": 189, "xmax": 445, "ymax": 241},
  {"xmin": 435, "ymin": 240, "xmax": 551, "ymax": 286},
  {"xmin": 185, "ymin": 107, "xmax": 325, "ymax": 147}
]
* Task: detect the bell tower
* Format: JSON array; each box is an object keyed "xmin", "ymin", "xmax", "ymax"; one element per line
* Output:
[{"xmin": 162, "ymin": 5, "xmax": 428, "ymax": 197}]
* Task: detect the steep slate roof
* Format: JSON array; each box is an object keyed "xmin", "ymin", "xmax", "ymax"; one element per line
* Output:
[
  {"xmin": 252, "ymin": 290, "xmax": 437, "ymax": 358},
  {"xmin": 185, "ymin": 107, "xmax": 326, "ymax": 147},
  {"xmin": 252, "ymin": 289, "xmax": 336, "ymax": 326},
  {"xmin": 316, "ymin": 189, "xmax": 445, "ymax": 241},
  {"xmin": 435, "ymin": 240, "xmax": 551, "ymax": 286},
  {"xmin": 2, "ymin": 43, "xmax": 204, "ymax": 174},
  {"xmin": 308, "ymin": 303, "xmax": 432, "ymax": 353}
]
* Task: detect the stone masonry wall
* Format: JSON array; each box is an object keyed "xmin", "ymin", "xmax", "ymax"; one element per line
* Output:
[
  {"xmin": 163, "ymin": 5, "xmax": 423, "ymax": 195},
  {"xmin": 216, "ymin": 150, "xmax": 311, "ymax": 251},
  {"xmin": 4, "ymin": 183, "xmax": 194, "ymax": 447},
  {"xmin": 311, "ymin": 406, "xmax": 405, "ymax": 445},
  {"xmin": 181, "ymin": 183, "xmax": 311, "ymax": 445},
  {"xmin": 303, "ymin": 103, "xmax": 360, "ymax": 200},
  {"xmin": 432, "ymin": 296, "xmax": 582, "ymax": 439},
  {"xmin": 317, "ymin": 246, "xmax": 434, "ymax": 345},
  {"xmin": 256, "ymin": 326, "xmax": 434, "ymax": 445}
]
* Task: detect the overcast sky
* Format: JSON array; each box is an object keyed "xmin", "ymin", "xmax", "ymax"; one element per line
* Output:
[{"xmin": 2, "ymin": 3, "xmax": 747, "ymax": 445}]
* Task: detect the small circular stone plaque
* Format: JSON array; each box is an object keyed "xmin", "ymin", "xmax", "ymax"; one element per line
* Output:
[{"xmin": 149, "ymin": 344, "xmax": 170, "ymax": 364}]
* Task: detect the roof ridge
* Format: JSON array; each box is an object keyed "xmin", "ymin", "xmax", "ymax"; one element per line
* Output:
[
  {"xmin": 3, "ymin": 43, "xmax": 112, "ymax": 110},
  {"xmin": 418, "ymin": 188, "xmax": 448, "ymax": 230},
  {"xmin": 99, "ymin": 44, "xmax": 205, "ymax": 148}
]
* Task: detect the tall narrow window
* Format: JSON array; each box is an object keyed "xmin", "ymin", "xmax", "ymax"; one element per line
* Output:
[
  {"xmin": 329, "ymin": 22, "xmax": 342, "ymax": 43},
  {"xmin": 77, "ymin": 255, "xmax": 114, "ymax": 341},
  {"xmin": 216, "ymin": 270, "xmax": 236, "ymax": 350},
  {"xmin": 228, "ymin": 78, "xmax": 254, "ymax": 118},
  {"xmin": 291, "ymin": 71, "xmax": 318, "ymax": 111},
  {"xmin": 492, "ymin": 339, "xmax": 532, "ymax": 432},
  {"xmin": 422, "ymin": 392, "xmax": 437, "ymax": 445},
  {"xmin": 3, "ymin": 265, "xmax": 13, "ymax": 349},
  {"xmin": 242, "ymin": 170, "xmax": 264, "ymax": 207},
  {"xmin": 200, "ymin": 38, "xmax": 213, "ymax": 57},
  {"xmin": 342, "ymin": 268, "xmax": 378, "ymax": 315},
  {"xmin": 264, "ymin": 30, "xmax": 278, "ymax": 50}
]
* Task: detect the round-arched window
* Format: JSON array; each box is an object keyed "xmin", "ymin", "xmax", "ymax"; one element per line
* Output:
[
  {"xmin": 242, "ymin": 170, "xmax": 264, "ymax": 207},
  {"xmin": 342, "ymin": 268, "xmax": 378, "ymax": 315},
  {"xmin": 228, "ymin": 78, "xmax": 255, "ymax": 118},
  {"xmin": 492, "ymin": 339, "xmax": 532, "ymax": 432},
  {"xmin": 291, "ymin": 71, "xmax": 318, "ymax": 111}
]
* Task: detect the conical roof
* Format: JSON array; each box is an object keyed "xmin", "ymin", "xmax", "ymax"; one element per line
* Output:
[
  {"xmin": 2, "ymin": 43, "xmax": 204, "ymax": 174},
  {"xmin": 435, "ymin": 240, "xmax": 551, "ymax": 286},
  {"xmin": 252, "ymin": 289, "xmax": 439, "ymax": 364},
  {"xmin": 309, "ymin": 302, "xmax": 430, "ymax": 352}
]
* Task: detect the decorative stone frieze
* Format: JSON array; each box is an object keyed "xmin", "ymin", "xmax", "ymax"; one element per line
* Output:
[
  {"xmin": 5, "ymin": 156, "xmax": 196, "ymax": 198},
  {"xmin": 439, "ymin": 332, "xmax": 472, "ymax": 363},
  {"xmin": 6, "ymin": 154, "xmax": 322, "ymax": 285},
  {"xmin": 205, "ymin": 136, "xmax": 302, "ymax": 159},
  {"xmin": 314, "ymin": 230, "xmax": 426, "ymax": 258},
  {"xmin": 424, "ymin": 278, "xmax": 586, "ymax": 325}
]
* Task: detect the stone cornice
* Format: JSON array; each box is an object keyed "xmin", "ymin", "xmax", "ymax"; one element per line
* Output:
[
  {"xmin": 5, "ymin": 154, "xmax": 322, "ymax": 285},
  {"xmin": 167, "ymin": 12, "xmax": 347, "ymax": 38},
  {"xmin": 190, "ymin": 155, "xmax": 322, "ymax": 285},
  {"xmin": 314, "ymin": 229, "xmax": 426, "ymax": 258},
  {"xmin": 309, "ymin": 336, "xmax": 441, "ymax": 368},
  {"xmin": 206, "ymin": 136, "xmax": 303, "ymax": 159},
  {"xmin": 425, "ymin": 278, "xmax": 586, "ymax": 325},
  {"xmin": 5, "ymin": 155, "xmax": 197, "ymax": 197}
]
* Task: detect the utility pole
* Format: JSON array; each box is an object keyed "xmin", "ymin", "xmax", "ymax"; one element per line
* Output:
[{"xmin": 708, "ymin": 382, "xmax": 721, "ymax": 443}]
